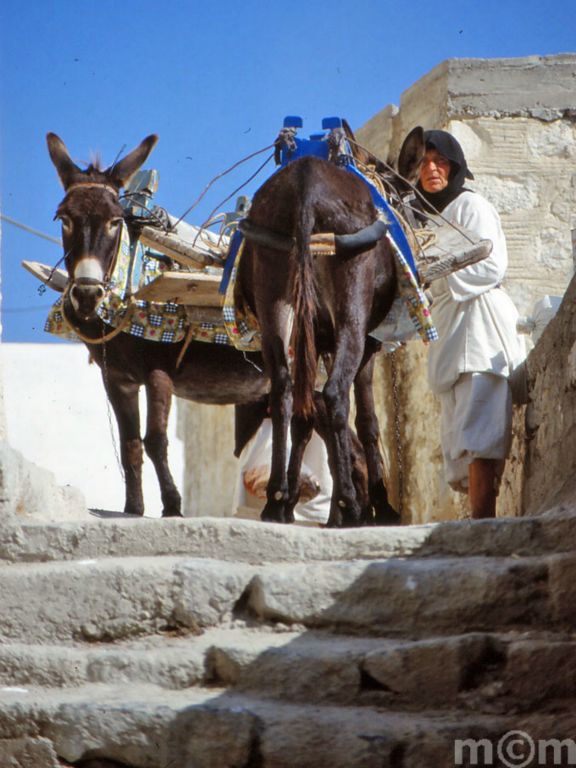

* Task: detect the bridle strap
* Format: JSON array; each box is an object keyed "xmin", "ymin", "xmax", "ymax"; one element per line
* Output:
[
  {"xmin": 102, "ymin": 222, "xmax": 124, "ymax": 285},
  {"xmin": 65, "ymin": 182, "xmax": 119, "ymax": 196}
]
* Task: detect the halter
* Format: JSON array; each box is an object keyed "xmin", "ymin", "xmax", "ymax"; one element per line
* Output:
[
  {"xmin": 61, "ymin": 284, "xmax": 138, "ymax": 344},
  {"xmin": 65, "ymin": 181, "xmax": 119, "ymax": 197},
  {"xmin": 61, "ymin": 183, "xmax": 125, "ymax": 287},
  {"xmin": 47, "ymin": 207, "xmax": 189, "ymax": 347}
]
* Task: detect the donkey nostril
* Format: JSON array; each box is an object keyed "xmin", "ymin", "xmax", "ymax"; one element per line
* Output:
[{"xmin": 69, "ymin": 281, "xmax": 106, "ymax": 317}]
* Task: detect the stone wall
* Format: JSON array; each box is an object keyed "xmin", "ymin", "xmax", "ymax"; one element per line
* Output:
[
  {"xmin": 518, "ymin": 271, "xmax": 576, "ymax": 515},
  {"xmin": 357, "ymin": 54, "xmax": 576, "ymax": 522}
]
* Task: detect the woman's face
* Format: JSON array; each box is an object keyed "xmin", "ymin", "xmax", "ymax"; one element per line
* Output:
[{"xmin": 419, "ymin": 149, "xmax": 451, "ymax": 193}]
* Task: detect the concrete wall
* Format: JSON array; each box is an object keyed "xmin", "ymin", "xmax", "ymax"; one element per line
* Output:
[{"xmin": 356, "ymin": 54, "xmax": 576, "ymax": 522}]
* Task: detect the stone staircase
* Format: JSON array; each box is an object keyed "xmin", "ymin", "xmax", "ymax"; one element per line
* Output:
[{"xmin": 1, "ymin": 513, "xmax": 576, "ymax": 767}]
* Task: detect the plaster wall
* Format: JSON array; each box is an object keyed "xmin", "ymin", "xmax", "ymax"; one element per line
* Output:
[{"xmin": 1, "ymin": 343, "xmax": 185, "ymax": 518}]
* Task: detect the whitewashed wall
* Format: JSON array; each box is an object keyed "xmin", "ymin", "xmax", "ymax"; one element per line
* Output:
[{"xmin": 1, "ymin": 343, "xmax": 185, "ymax": 517}]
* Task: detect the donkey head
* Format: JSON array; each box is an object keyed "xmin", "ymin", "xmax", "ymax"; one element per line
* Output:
[
  {"xmin": 47, "ymin": 133, "xmax": 158, "ymax": 320},
  {"xmin": 335, "ymin": 122, "xmax": 426, "ymax": 202}
]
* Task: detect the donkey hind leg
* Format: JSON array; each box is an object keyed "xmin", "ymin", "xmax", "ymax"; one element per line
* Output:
[
  {"xmin": 105, "ymin": 379, "xmax": 145, "ymax": 516},
  {"xmin": 284, "ymin": 414, "xmax": 315, "ymax": 523},
  {"xmin": 313, "ymin": 392, "xmax": 371, "ymax": 522},
  {"xmin": 322, "ymin": 337, "xmax": 366, "ymax": 528},
  {"xmin": 261, "ymin": 336, "xmax": 292, "ymax": 524},
  {"xmin": 354, "ymin": 353, "xmax": 400, "ymax": 526},
  {"xmin": 144, "ymin": 369, "xmax": 182, "ymax": 518}
]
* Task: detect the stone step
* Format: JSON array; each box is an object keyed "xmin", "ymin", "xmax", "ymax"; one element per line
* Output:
[
  {"xmin": 1, "ymin": 551, "xmax": 575, "ymax": 643},
  {"xmin": 0, "ymin": 683, "xmax": 574, "ymax": 768},
  {"xmin": 242, "ymin": 552, "xmax": 576, "ymax": 636},
  {"xmin": 1, "ymin": 628, "xmax": 574, "ymax": 716},
  {"xmin": 206, "ymin": 629, "xmax": 576, "ymax": 716},
  {"xmin": 5, "ymin": 509, "xmax": 576, "ymax": 565}
]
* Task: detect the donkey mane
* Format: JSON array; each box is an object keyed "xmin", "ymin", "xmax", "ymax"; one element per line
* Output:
[{"xmin": 85, "ymin": 161, "xmax": 105, "ymax": 175}]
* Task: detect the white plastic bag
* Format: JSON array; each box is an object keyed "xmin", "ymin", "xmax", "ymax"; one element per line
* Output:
[{"xmin": 234, "ymin": 419, "xmax": 331, "ymax": 524}]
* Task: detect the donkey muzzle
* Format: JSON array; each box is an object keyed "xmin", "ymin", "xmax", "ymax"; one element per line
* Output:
[{"xmin": 70, "ymin": 278, "xmax": 106, "ymax": 319}]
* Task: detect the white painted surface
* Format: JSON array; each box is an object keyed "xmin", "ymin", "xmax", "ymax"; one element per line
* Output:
[{"xmin": 1, "ymin": 343, "xmax": 185, "ymax": 517}]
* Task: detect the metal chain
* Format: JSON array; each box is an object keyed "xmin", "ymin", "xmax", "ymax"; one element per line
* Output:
[
  {"xmin": 100, "ymin": 338, "xmax": 124, "ymax": 480},
  {"xmin": 389, "ymin": 349, "xmax": 404, "ymax": 516}
]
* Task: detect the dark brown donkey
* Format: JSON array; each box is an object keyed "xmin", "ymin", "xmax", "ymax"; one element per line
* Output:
[
  {"xmin": 47, "ymin": 132, "xmax": 271, "ymax": 517},
  {"xmin": 236, "ymin": 129, "xmax": 425, "ymax": 527}
]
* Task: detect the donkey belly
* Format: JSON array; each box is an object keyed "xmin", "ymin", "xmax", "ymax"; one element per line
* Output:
[{"xmin": 173, "ymin": 343, "xmax": 269, "ymax": 405}]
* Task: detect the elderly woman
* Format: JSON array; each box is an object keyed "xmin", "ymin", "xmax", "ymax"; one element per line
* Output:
[{"xmin": 416, "ymin": 130, "xmax": 524, "ymax": 519}]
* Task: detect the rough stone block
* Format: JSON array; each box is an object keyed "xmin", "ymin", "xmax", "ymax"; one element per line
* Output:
[
  {"xmin": 361, "ymin": 633, "xmax": 495, "ymax": 706},
  {"xmin": 169, "ymin": 705, "xmax": 260, "ymax": 768},
  {"xmin": 546, "ymin": 553, "xmax": 576, "ymax": 623},
  {"xmin": 0, "ymin": 738, "xmax": 60, "ymax": 768},
  {"xmin": 0, "ymin": 558, "xmax": 178, "ymax": 643},
  {"xmin": 173, "ymin": 559, "xmax": 258, "ymax": 629},
  {"xmin": 505, "ymin": 639, "xmax": 576, "ymax": 706},
  {"xmin": 0, "ymin": 441, "xmax": 86, "ymax": 525},
  {"xmin": 248, "ymin": 557, "xmax": 550, "ymax": 635}
]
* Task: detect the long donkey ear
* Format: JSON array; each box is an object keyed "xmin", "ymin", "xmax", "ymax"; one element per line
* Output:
[
  {"xmin": 47, "ymin": 133, "xmax": 81, "ymax": 189},
  {"xmin": 108, "ymin": 135, "xmax": 159, "ymax": 189},
  {"xmin": 342, "ymin": 118, "xmax": 372, "ymax": 167},
  {"xmin": 397, "ymin": 126, "xmax": 425, "ymax": 184}
]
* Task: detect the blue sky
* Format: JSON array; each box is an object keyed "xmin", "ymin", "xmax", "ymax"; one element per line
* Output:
[{"xmin": 1, "ymin": 0, "xmax": 574, "ymax": 342}]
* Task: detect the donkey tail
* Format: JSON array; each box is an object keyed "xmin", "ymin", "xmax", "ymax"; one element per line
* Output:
[{"xmin": 292, "ymin": 195, "xmax": 318, "ymax": 419}]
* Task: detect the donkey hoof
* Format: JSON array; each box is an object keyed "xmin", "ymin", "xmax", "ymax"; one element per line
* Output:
[
  {"xmin": 374, "ymin": 506, "xmax": 401, "ymax": 526},
  {"xmin": 261, "ymin": 501, "xmax": 289, "ymax": 524},
  {"xmin": 162, "ymin": 508, "xmax": 183, "ymax": 518},
  {"xmin": 340, "ymin": 507, "xmax": 363, "ymax": 528},
  {"xmin": 124, "ymin": 505, "xmax": 145, "ymax": 517}
]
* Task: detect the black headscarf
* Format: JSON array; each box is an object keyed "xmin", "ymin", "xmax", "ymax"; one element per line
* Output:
[{"xmin": 416, "ymin": 130, "xmax": 474, "ymax": 214}]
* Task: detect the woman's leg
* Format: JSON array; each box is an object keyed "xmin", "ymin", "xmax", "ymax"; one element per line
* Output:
[{"xmin": 468, "ymin": 458, "xmax": 498, "ymax": 519}]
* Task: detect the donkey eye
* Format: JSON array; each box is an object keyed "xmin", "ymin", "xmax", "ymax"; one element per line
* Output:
[
  {"xmin": 108, "ymin": 217, "xmax": 123, "ymax": 231},
  {"xmin": 59, "ymin": 215, "xmax": 73, "ymax": 231}
]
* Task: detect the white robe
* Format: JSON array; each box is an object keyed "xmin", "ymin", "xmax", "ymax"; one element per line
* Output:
[{"xmin": 427, "ymin": 191, "xmax": 525, "ymax": 395}]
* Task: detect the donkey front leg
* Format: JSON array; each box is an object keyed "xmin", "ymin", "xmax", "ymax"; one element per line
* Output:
[
  {"xmin": 104, "ymin": 378, "xmax": 145, "ymax": 516},
  {"xmin": 144, "ymin": 370, "xmax": 182, "ymax": 518}
]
